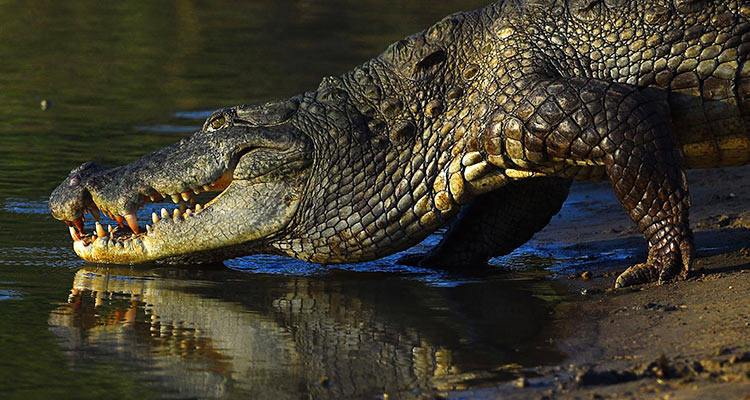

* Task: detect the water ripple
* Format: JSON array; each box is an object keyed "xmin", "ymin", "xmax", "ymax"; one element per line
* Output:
[
  {"xmin": 0, "ymin": 246, "xmax": 83, "ymax": 268},
  {"xmin": 173, "ymin": 110, "xmax": 214, "ymax": 119},
  {"xmin": 3, "ymin": 198, "xmax": 50, "ymax": 215},
  {"xmin": 0, "ymin": 289, "xmax": 24, "ymax": 300}
]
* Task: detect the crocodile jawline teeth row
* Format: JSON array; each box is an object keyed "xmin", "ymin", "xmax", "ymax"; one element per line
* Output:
[{"xmin": 63, "ymin": 171, "xmax": 232, "ymax": 246}]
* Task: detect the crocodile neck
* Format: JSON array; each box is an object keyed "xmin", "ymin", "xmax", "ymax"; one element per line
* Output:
[{"xmin": 274, "ymin": 6, "xmax": 508, "ymax": 263}]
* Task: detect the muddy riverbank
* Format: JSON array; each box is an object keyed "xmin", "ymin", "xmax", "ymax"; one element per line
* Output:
[{"xmin": 450, "ymin": 165, "xmax": 750, "ymax": 399}]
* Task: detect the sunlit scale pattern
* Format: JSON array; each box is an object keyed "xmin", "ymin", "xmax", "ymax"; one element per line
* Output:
[
  {"xmin": 49, "ymin": 0, "xmax": 750, "ymax": 287},
  {"xmin": 521, "ymin": 0, "xmax": 750, "ymax": 169},
  {"xmin": 274, "ymin": 10, "xmax": 521, "ymax": 263},
  {"xmin": 274, "ymin": 0, "xmax": 748, "ymax": 286}
]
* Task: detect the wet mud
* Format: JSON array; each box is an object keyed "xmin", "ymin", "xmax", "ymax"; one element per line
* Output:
[{"xmin": 448, "ymin": 166, "xmax": 750, "ymax": 399}]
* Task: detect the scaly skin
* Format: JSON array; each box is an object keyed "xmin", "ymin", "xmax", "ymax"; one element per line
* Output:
[{"xmin": 49, "ymin": 0, "xmax": 750, "ymax": 287}]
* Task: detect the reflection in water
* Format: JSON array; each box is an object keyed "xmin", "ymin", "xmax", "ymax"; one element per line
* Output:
[{"xmin": 49, "ymin": 266, "xmax": 564, "ymax": 399}]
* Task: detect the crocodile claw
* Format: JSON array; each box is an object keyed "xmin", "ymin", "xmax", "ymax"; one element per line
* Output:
[
  {"xmin": 615, "ymin": 235, "xmax": 695, "ymax": 288},
  {"xmin": 615, "ymin": 263, "xmax": 658, "ymax": 288},
  {"xmin": 614, "ymin": 261, "xmax": 687, "ymax": 288},
  {"xmin": 614, "ymin": 262, "xmax": 687, "ymax": 288}
]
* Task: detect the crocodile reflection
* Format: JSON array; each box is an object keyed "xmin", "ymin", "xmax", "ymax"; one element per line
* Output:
[{"xmin": 49, "ymin": 266, "xmax": 564, "ymax": 398}]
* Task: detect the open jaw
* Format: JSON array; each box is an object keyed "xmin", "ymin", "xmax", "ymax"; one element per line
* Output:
[
  {"xmin": 50, "ymin": 120, "xmax": 313, "ymax": 264},
  {"xmin": 58, "ymin": 165, "xmax": 305, "ymax": 264},
  {"xmin": 67, "ymin": 167, "xmax": 234, "ymax": 262}
]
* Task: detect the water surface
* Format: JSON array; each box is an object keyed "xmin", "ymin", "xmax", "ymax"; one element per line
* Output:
[
  {"xmin": 47, "ymin": 265, "xmax": 565, "ymax": 399},
  {"xmin": 0, "ymin": 1, "xmax": 578, "ymax": 398}
]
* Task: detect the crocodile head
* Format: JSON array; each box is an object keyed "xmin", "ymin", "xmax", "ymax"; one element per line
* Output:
[
  {"xmin": 49, "ymin": 99, "xmax": 315, "ymax": 264},
  {"xmin": 50, "ymin": 15, "xmax": 492, "ymax": 265}
]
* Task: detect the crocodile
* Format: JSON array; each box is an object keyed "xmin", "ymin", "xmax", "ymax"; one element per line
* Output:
[{"xmin": 49, "ymin": 0, "xmax": 750, "ymax": 288}]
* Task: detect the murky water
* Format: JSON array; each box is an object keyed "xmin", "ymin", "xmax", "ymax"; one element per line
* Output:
[{"xmin": 0, "ymin": 1, "xmax": 577, "ymax": 398}]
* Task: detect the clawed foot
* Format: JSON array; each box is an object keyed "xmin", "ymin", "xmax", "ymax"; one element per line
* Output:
[{"xmin": 615, "ymin": 238, "xmax": 695, "ymax": 288}]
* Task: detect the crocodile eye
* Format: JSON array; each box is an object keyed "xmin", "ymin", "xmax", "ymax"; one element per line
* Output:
[{"xmin": 211, "ymin": 115, "xmax": 226, "ymax": 130}]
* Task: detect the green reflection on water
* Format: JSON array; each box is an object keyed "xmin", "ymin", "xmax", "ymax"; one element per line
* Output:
[
  {"xmin": 0, "ymin": 266, "xmax": 159, "ymax": 399},
  {"xmin": 0, "ymin": 0, "xmax": 487, "ymax": 199},
  {"xmin": 0, "ymin": 0, "xmax": 570, "ymax": 398}
]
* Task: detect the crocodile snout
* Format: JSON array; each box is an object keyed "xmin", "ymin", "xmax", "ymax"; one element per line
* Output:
[
  {"xmin": 49, "ymin": 162, "xmax": 108, "ymax": 220},
  {"xmin": 49, "ymin": 162, "xmax": 112, "ymax": 240}
]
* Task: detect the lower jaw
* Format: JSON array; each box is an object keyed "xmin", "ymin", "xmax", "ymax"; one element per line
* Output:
[
  {"xmin": 73, "ymin": 236, "xmax": 151, "ymax": 264},
  {"xmin": 73, "ymin": 237, "xmax": 268, "ymax": 265}
]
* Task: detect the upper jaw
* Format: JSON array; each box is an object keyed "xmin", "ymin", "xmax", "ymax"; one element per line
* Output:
[{"xmin": 50, "ymin": 130, "xmax": 247, "ymax": 238}]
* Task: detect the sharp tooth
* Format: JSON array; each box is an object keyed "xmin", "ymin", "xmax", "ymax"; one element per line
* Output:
[
  {"xmin": 73, "ymin": 218, "xmax": 84, "ymax": 232},
  {"xmin": 181, "ymin": 192, "xmax": 190, "ymax": 201},
  {"xmin": 195, "ymin": 203, "xmax": 202, "ymax": 211},
  {"xmin": 173, "ymin": 209, "xmax": 182, "ymax": 218},
  {"xmin": 170, "ymin": 194, "xmax": 180, "ymax": 203},
  {"xmin": 69, "ymin": 226, "xmax": 80, "ymax": 241},
  {"xmin": 179, "ymin": 202, "xmax": 187, "ymax": 213},
  {"xmin": 152, "ymin": 212, "xmax": 159, "ymax": 224},
  {"xmin": 108, "ymin": 225, "xmax": 113, "ymax": 233},
  {"xmin": 161, "ymin": 208, "xmax": 170, "ymax": 219},
  {"xmin": 193, "ymin": 187, "xmax": 201, "ymax": 194},
  {"xmin": 202, "ymin": 185, "xmax": 211, "ymax": 191},
  {"xmin": 89, "ymin": 207, "xmax": 101, "ymax": 221},
  {"xmin": 124, "ymin": 213, "xmax": 140, "ymax": 234},
  {"xmin": 114, "ymin": 215, "xmax": 126, "ymax": 228},
  {"xmin": 146, "ymin": 224, "xmax": 153, "ymax": 234},
  {"xmin": 96, "ymin": 222, "xmax": 107, "ymax": 237},
  {"xmin": 185, "ymin": 209, "xmax": 192, "ymax": 217}
]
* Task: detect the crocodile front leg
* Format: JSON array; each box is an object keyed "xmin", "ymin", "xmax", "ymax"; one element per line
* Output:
[
  {"xmin": 483, "ymin": 77, "xmax": 694, "ymax": 287},
  {"xmin": 414, "ymin": 177, "xmax": 571, "ymax": 268}
]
